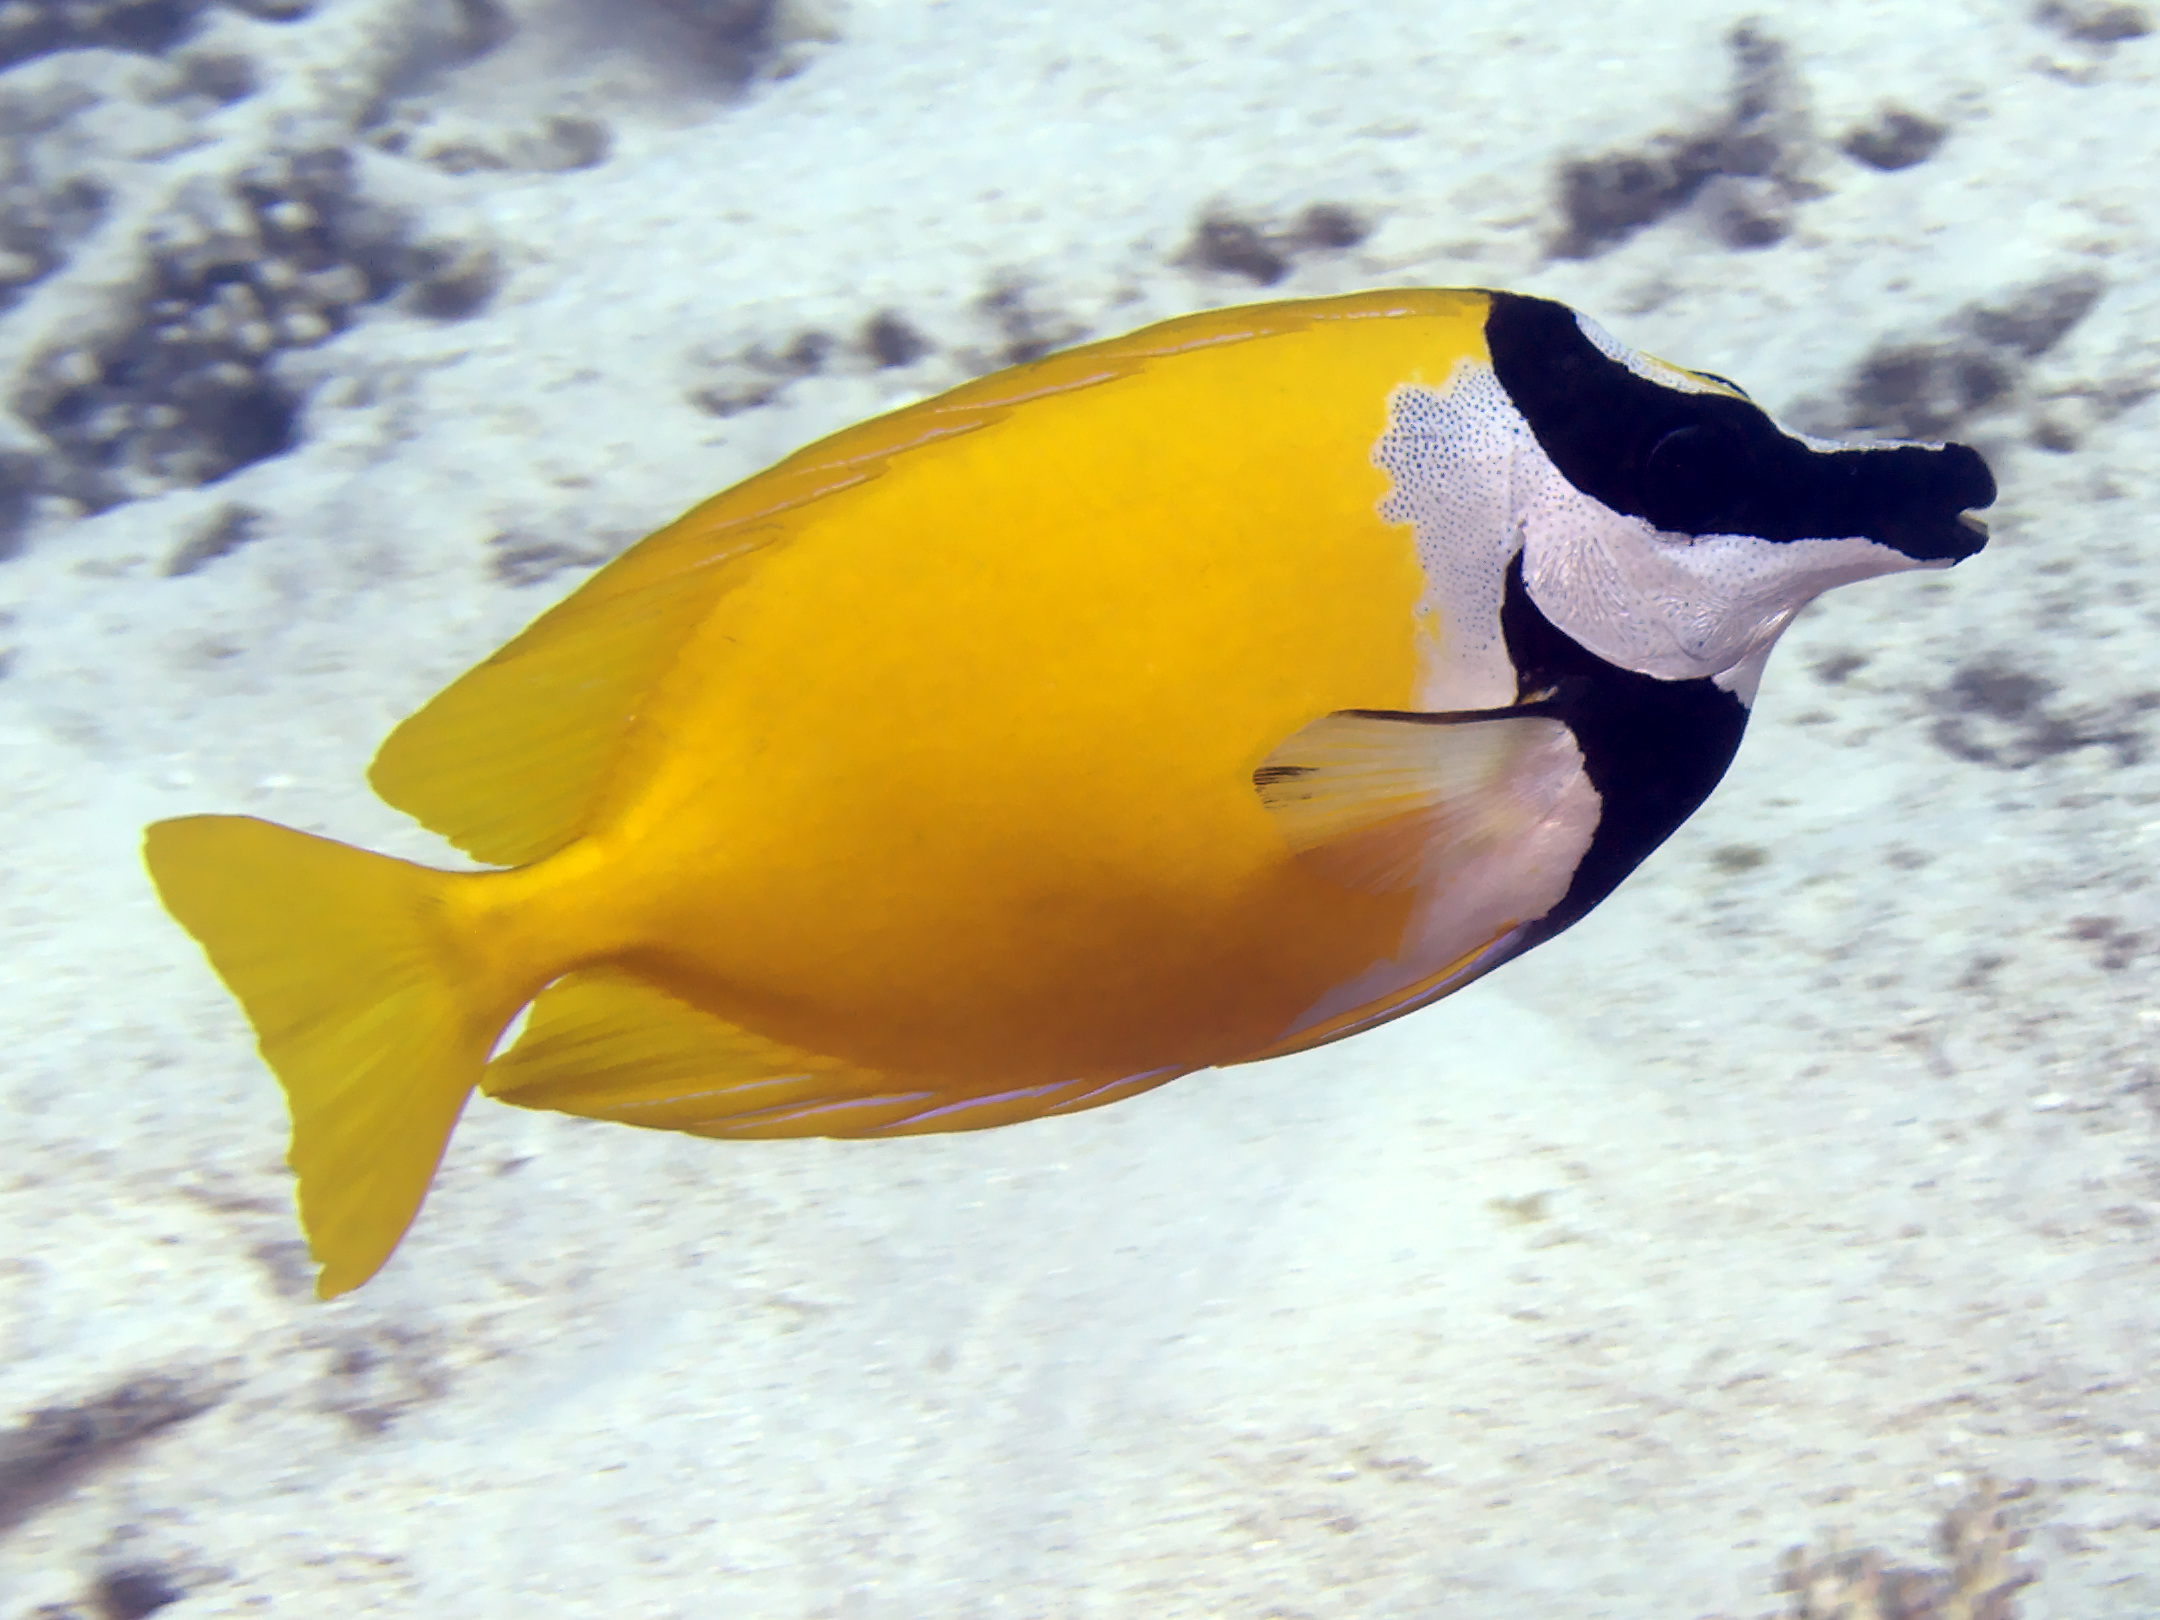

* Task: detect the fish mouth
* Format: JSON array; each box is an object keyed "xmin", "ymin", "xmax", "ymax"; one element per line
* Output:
[
  {"xmin": 1936, "ymin": 505, "xmax": 1991, "ymax": 563},
  {"xmin": 1906, "ymin": 506, "xmax": 1990, "ymax": 567}
]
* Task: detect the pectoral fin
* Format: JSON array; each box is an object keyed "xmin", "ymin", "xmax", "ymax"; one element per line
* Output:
[{"xmin": 1254, "ymin": 704, "xmax": 1589, "ymax": 893}]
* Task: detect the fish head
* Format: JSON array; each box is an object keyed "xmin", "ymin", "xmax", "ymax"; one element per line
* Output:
[{"xmin": 1487, "ymin": 294, "xmax": 1995, "ymax": 703}]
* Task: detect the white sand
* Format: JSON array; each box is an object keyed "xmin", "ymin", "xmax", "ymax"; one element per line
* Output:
[{"xmin": 4, "ymin": 0, "xmax": 2158, "ymax": 1613}]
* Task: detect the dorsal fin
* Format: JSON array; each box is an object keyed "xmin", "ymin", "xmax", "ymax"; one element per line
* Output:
[
  {"xmin": 483, "ymin": 968, "xmax": 1190, "ymax": 1138},
  {"xmin": 368, "ymin": 562, "xmax": 745, "ymax": 867},
  {"xmin": 369, "ymin": 296, "xmax": 1375, "ymax": 866}
]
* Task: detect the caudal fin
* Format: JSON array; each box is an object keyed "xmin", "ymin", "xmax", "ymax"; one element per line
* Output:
[{"xmin": 144, "ymin": 815, "xmax": 513, "ymax": 1298}]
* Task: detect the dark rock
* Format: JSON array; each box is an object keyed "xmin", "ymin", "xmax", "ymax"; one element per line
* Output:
[
  {"xmin": 90, "ymin": 1565, "xmax": 185, "ymax": 1620},
  {"xmin": 863, "ymin": 310, "xmax": 930, "ymax": 368},
  {"xmin": 1842, "ymin": 106, "xmax": 1948, "ymax": 170},
  {"xmin": 1553, "ymin": 22, "xmax": 1808, "ymax": 258},
  {"xmin": 1185, "ymin": 213, "xmax": 1287, "ymax": 285},
  {"xmin": 1967, "ymin": 271, "xmax": 2105, "ymax": 357}
]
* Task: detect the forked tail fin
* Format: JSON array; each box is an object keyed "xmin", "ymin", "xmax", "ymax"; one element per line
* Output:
[{"xmin": 143, "ymin": 815, "xmax": 517, "ymax": 1298}]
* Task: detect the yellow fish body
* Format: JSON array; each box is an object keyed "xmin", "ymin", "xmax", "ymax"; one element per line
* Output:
[{"xmin": 145, "ymin": 289, "xmax": 1993, "ymax": 1296}]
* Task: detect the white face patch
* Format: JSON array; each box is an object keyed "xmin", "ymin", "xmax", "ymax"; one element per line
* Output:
[
  {"xmin": 1516, "ymin": 487, "xmax": 1933, "ymax": 697},
  {"xmin": 1371, "ymin": 362, "xmax": 1539, "ymax": 710},
  {"xmin": 1373, "ymin": 359, "xmax": 1944, "ymax": 711}
]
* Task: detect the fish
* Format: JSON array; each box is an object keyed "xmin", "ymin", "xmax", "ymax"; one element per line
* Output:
[{"xmin": 143, "ymin": 288, "xmax": 1994, "ymax": 1296}]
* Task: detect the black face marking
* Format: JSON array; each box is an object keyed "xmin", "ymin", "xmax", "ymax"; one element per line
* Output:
[
  {"xmin": 1495, "ymin": 555, "xmax": 1750, "ymax": 952},
  {"xmin": 1484, "ymin": 292, "xmax": 1995, "ymax": 562}
]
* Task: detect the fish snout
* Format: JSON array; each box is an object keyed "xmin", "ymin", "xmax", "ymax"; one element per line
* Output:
[{"xmin": 1889, "ymin": 440, "xmax": 1995, "ymax": 565}]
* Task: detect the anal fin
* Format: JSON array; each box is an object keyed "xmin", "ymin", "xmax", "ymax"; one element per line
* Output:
[
  {"xmin": 483, "ymin": 970, "xmax": 1190, "ymax": 1140},
  {"xmin": 483, "ymin": 969, "xmax": 891, "ymax": 1137}
]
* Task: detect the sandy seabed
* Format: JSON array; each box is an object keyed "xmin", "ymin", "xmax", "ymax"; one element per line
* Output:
[{"xmin": 3, "ymin": 0, "xmax": 2159, "ymax": 1614}]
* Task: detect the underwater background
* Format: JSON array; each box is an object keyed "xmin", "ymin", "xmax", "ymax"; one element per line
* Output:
[{"xmin": 2, "ymin": 0, "xmax": 2156, "ymax": 1613}]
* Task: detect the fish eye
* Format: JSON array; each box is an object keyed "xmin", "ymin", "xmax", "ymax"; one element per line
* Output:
[{"xmin": 1640, "ymin": 421, "xmax": 1750, "ymax": 534}]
